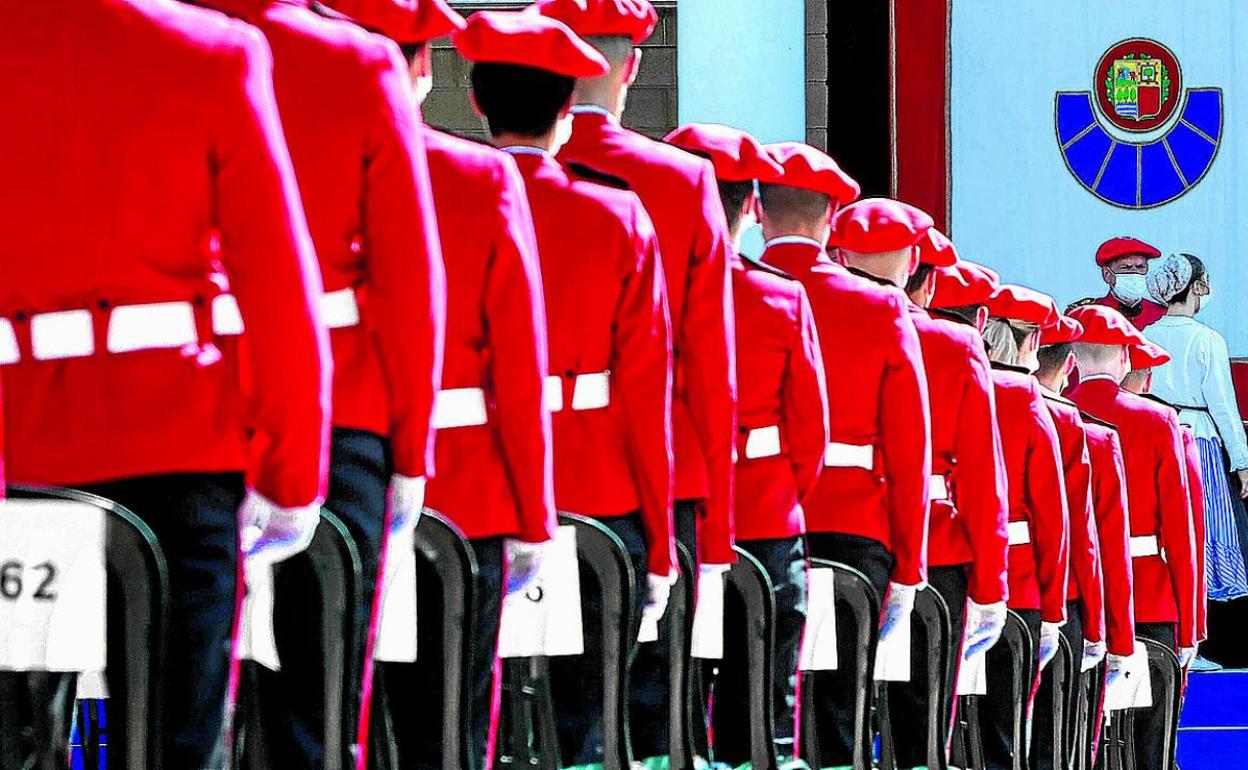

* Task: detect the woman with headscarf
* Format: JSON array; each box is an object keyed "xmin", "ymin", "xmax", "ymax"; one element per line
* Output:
[{"xmin": 1146, "ymin": 253, "xmax": 1248, "ymax": 615}]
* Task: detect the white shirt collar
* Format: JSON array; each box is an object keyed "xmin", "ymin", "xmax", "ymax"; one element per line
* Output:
[
  {"xmin": 571, "ymin": 104, "xmax": 617, "ymax": 121},
  {"xmin": 763, "ymin": 235, "xmax": 824, "ymax": 250},
  {"xmin": 1079, "ymin": 373, "xmax": 1121, "ymax": 385},
  {"xmin": 499, "ymin": 145, "xmax": 549, "ymax": 158}
]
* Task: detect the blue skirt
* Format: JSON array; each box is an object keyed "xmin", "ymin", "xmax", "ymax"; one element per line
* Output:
[{"xmin": 1198, "ymin": 436, "xmax": 1248, "ymax": 601}]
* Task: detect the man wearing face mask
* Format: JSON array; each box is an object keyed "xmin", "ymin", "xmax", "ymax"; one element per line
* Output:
[{"xmin": 1092, "ymin": 237, "xmax": 1166, "ymax": 330}]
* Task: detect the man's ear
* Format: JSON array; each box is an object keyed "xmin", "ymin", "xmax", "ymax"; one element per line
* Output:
[
  {"xmin": 1102, "ymin": 266, "xmax": 1116, "ymax": 285},
  {"xmin": 623, "ymin": 48, "xmax": 642, "ymax": 86},
  {"xmin": 1063, "ymin": 351, "xmax": 1076, "ymax": 377},
  {"xmin": 975, "ymin": 306, "xmax": 989, "ymax": 333},
  {"xmin": 907, "ymin": 245, "xmax": 921, "ymax": 277}
]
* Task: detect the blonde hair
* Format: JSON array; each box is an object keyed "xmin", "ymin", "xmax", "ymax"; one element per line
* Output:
[{"xmin": 983, "ymin": 318, "xmax": 1040, "ymax": 367}]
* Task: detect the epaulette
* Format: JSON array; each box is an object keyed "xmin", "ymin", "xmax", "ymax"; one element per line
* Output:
[
  {"xmin": 1065, "ymin": 297, "xmax": 1100, "ymax": 313},
  {"xmin": 990, "ymin": 361, "xmax": 1032, "ymax": 375},
  {"xmin": 1080, "ymin": 412, "xmax": 1119, "ymax": 430},
  {"xmin": 928, "ymin": 307, "xmax": 977, "ymax": 327},
  {"xmin": 843, "ymin": 264, "xmax": 898, "ymax": 289},
  {"xmin": 564, "ymin": 162, "xmax": 631, "ymax": 191},
  {"xmin": 310, "ymin": 2, "xmax": 352, "ymax": 21},
  {"xmin": 740, "ymin": 253, "xmax": 797, "ymax": 281},
  {"xmin": 1139, "ymin": 392, "xmax": 1181, "ymax": 414}
]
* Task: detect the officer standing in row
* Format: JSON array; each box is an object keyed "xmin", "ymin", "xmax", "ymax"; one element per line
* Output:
[
  {"xmin": 759, "ymin": 160, "xmax": 932, "ymax": 765},
  {"xmin": 1093, "ymin": 237, "xmax": 1166, "ymax": 330},
  {"xmin": 191, "ymin": 1, "xmax": 447, "ymax": 765},
  {"xmin": 665, "ymin": 123, "xmax": 831, "ymax": 766},
  {"xmin": 453, "ymin": 12, "xmax": 680, "ymax": 770},
  {"xmin": 3, "ymin": 1, "xmax": 332, "ymax": 766},
  {"xmin": 1067, "ymin": 305, "xmax": 1200, "ymax": 770}
]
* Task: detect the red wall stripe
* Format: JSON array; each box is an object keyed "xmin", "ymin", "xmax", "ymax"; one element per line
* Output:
[{"xmin": 892, "ymin": 0, "xmax": 952, "ymax": 232}]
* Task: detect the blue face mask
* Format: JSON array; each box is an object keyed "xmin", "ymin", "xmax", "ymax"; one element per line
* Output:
[{"xmin": 1112, "ymin": 273, "xmax": 1150, "ymax": 304}]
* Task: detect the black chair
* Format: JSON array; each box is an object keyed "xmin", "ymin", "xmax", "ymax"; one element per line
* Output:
[
  {"xmin": 799, "ymin": 559, "xmax": 881, "ymax": 770},
  {"xmin": 721, "ymin": 546, "xmax": 779, "ymax": 770},
  {"xmin": 236, "ymin": 509, "xmax": 361, "ymax": 770},
  {"xmin": 1120, "ymin": 639, "xmax": 1182, "ymax": 770},
  {"xmin": 1041, "ymin": 632, "xmax": 1075, "ymax": 770},
  {"xmin": 1076, "ymin": 661, "xmax": 1106, "ymax": 770},
  {"xmin": 665, "ymin": 543, "xmax": 700, "ymax": 770},
  {"xmin": 878, "ymin": 585, "xmax": 953, "ymax": 770},
  {"xmin": 1003, "ymin": 610, "xmax": 1035, "ymax": 770},
  {"xmin": 3, "ymin": 484, "xmax": 170, "ymax": 770}
]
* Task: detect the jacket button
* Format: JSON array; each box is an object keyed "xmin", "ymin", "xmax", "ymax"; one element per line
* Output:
[
  {"xmin": 13, "ymin": 311, "xmax": 27, "ymax": 323},
  {"xmin": 96, "ymin": 299, "xmax": 110, "ymax": 311},
  {"xmin": 565, "ymin": 370, "xmax": 575, "ymax": 379},
  {"xmin": 193, "ymin": 295, "xmax": 205, "ymax": 308}
]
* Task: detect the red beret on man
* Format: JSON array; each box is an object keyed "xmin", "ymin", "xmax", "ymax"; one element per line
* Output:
[
  {"xmin": 452, "ymin": 11, "xmax": 610, "ymax": 78},
  {"xmin": 917, "ymin": 228, "xmax": 959, "ymax": 268},
  {"xmin": 325, "ymin": 0, "xmax": 465, "ymax": 44},
  {"xmin": 1095, "ymin": 236, "xmax": 1162, "ymax": 267},
  {"xmin": 1129, "ymin": 339, "xmax": 1172, "ymax": 369},
  {"xmin": 764, "ymin": 142, "xmax": 861, "ymax": 204},
  {"xmin": 827, "ymin": 198, "xmax": 934, "ymax": 254},
  {"xmin": 664, "ymin": 124, "xmax": 783, "ymax": 183},
  {"xmin": 1067, "ymin": 304, "xmax": 1146, "ymax": 346},
  {"xmin": 985, "ymin": 284, "xmax": 1060, "ymax": 327},
  {"xmin": 930, "ymin": 261, "xmax": 1001, "ymax": 308},
  {"xmin": 1039, "ymin": 315, "xmax": 1084, "ymax": 346},
  {"xmin": 531, "ymin": 0, "xmax": 659, "ymax": 45}
]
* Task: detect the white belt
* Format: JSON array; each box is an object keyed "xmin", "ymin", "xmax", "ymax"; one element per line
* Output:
[
  {"xmin": 1007, "ymin": 520, "xmax": 1031, "ymax": 546},
  {"xmin": 546, "ymin": 371, "xmax": 611, "ymax": 413},
  {"xmin": 432, "ymin": 387, "xmax": 489, "ymax": 429},
  {"xmin": 433, "ymin": 370, "xmax": 611, "ymax": 431},
  {"xmin": 1129, "ymin": 535, "xmax": 1164, "ymax": 560},
  {"xmin": 0, "ymin": 296, "xmax": 243, "ymax": 365},
  {"xmin": 824, "ymin": 442, "xmax": 874, "ymax": 470},
  {"xmin": 320, "ymin": 288, "xmax": 360, "ymax": 330},
  {"xmin": 930, "ymin": 474, "xmax": 950, "ymax": 502},
  {"xmin": 744, "ymin": 425, "xmax": 781, "ymax": 460}
]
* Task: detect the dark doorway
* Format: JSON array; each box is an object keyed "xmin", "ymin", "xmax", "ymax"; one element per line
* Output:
[{"xmin": 824, "ymin": 0, "xmax": 892, "ymax": 197}]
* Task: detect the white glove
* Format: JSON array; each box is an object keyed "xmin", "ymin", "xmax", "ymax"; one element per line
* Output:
[
  {"xmin": 1105, "ymin": 652, "xmax": 1130, "ymax": 688},
  {"xmin": 240, "ymin": 490, "xmax": 321, "ymax": 566},
  {"xmin": 963, "ymin": 600, "xmax": 1008, "ymax": 660},
  {"xmin": 1082, "ymin": 639, "xmax": 1107, "ymax": 672},
  {"xmin": 699, "ymin": 563, "xmax": 731, "ymax": 578},
  {"xmin": 504, "ymin": 538, "xmax": 549, "ymax": 595},
  {"xmin": 1038, "ymin": 621, "xmax": 1064, "ymax": 670},
  {"xmin": 879, "ymin": 581, "xmax": 919, "ymax": 643},
  {"xmin": 1179, "ymin": 646, "xmax": 1198, "ymax": 670},
  {"xmin": 386, "ymin": 474, "xmax": 426, "ymax": 536},
  {"xmin": 640, "ymin": 571, "xmax": 676, "ymax": 628}
]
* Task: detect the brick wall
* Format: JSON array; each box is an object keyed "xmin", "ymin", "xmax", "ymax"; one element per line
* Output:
[{"xmin": 806, "ymin": 0, "xmax": 829, "ymax": 150}]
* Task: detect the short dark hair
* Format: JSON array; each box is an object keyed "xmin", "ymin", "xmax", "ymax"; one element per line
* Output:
[
  {"xmin": 939, "ymin": 305, "xmax": 982, "ymax": 326},
  {"xmin": 716, "ymin": 180, "xmax": 754, "ymax": 233},
  {"xmin": 1168, "ymin": 252, "xmax": 1208, "ymax": 306},
  {"xmin": 758, "ymin": 183, "xmax": 831, "ymax": 230},
  {"xmin": 904, "ymin": 263, "xmax": 935, "ymax": 296},
  {"xmin": 470, "ymin": 62, "xmax": 575, "ymax": 138},
  {"xmin": 1036, "ymin": 342, "xmax": 1073, "ymax": 378}
]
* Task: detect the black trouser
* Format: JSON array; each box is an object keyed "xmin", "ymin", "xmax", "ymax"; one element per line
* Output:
[
  {"xmin": 711, "ymin": 536, "xmax": 808, "ymax": 764},
  {"xmin": 550, "ymin": 512, "xmax": 649, "ymax": 766},
  {"xmin": 890, "ymin": 565, "xmax": 969, "ymax": 769},
  {"xmin": 981, "ymin": 608, "xmax": 1042, "ymax": 770},
  {"xmin": 1031, "ymin": 602, "xmax": 1085, "ymax": 770},
  {"xmin": 805, "ymin": 531, "xmax": 893, "ymax": 768},
  {"xmin": 76, "ymin": 473, "xmax": 243, "ymax": 770},
  {"xmin": 627, "ymin": 501, "xmax": 698, "ymax": 760},
  {"xmin": 387, "ymin": 536, "xmax": 504, "ymax": 770},
  {"xmin": 1132, "ymin": 623, "xmax": 1178, "ymax": 770},
  {"xmin": 0, "ymin": 670, "xmax": 76, "ymax": 770},
  {"xmin": 257, "ymin": 428, "xmax": 390, "ymax": 769}
]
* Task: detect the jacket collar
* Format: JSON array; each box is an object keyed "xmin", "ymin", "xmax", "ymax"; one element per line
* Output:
[{"xmin": 760, "ymin": 238, "xmax": 833, "ymax": 275}]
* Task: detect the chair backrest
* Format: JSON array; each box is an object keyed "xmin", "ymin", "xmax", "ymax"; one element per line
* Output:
[
  {"xmin": 1001, "ymin": 611, "xmax": 1034, "ymax": 770},
  {"xmin": 413, "ymin": 510, "xmax": 479, "ymax": 770},
  {"xmin": 557, "ymin": 513, "xmax": 637, "ymax": 770},
  {"xmin": 1139, "ymin": 638, "xmax": 1182, "ymax": 770},
  {"xmin": 917, "ymin": 585, "xmax": 953, "ymax": 770},
  {"xmin": 724, "ymin": 546, "xmax": 779, "ymax": 770},
  {"xmin": 1046, "ymin": 631, "xmax": 1075, "ymax": 768},
  {"xmin": 667, "ymin": 542, "xmax": 699, "ymax": 770},
  {"xmin": 8, "ymin": 484, "xmax": 170, "ymax": 770},
  {"xmin": 1076, "ymin": 661, "xmax": 1107, "ymax": 770}
]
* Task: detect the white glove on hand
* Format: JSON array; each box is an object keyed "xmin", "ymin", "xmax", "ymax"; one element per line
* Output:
[
  {"xmin": 1105, "ymin": 652, "xmax": 1130, "ymax": 688},
  {"xmin": 1038, "ymin": 621, "xmax": 1064, "ymax": 670},
  {"xmin": 504, "ymin": 538, "xmax": 549, "ymax": 595},
  {"xmin": 640, "ymin": 571, "xmax": 675, "ymax": 628},
  {"xmin": 879, "ymin": 582, "xmax": 919, "ymax": 643},
  {"xmin": 699, "ymin": 563, "xmax": 731, "ymax": 578},
  {"xmin": 963, "ymin": 600, "xmax": 1008, "ymax": 660},
  {"xmin": 1179, "ymin": 646, "xmax": 1198, "ymax": 670},
  {"xmin": 1082, "ymin": 639, "xmax": 1107, "ymax": 672},
  {"xmin": 240, "ymin": 490, "xmax": 321, "ymax": 566},
  {"xmin": 386, "ymin": 474, "xmax": 426, "ymax": 536}
]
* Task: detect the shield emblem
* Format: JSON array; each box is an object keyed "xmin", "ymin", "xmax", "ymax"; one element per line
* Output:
[{"xmin": 1111, "ymin": 57, "xmax": 1164, "ymax": 120}]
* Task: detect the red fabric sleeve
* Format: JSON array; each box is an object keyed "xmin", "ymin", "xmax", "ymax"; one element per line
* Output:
[
  {"xmin": 486, "ymin": 159, "xmax": 556, "ymax": 544},
  {"xmin": 881, "ymin": 295, "xmax": 932, "ymax": 586},
  {"xmin": 1183, "ymin": 430, "xmax": 1208, "ymax": 641},
  {"xmin": 958, "ymin": 348, "xmax": 1009, "ymax": 603},
  {"xmin": 215, "ymin": 30, "xmax": 330, "ymax": 508},
  {"xmin": 1066, "ymin": 427, "xmax": 1105, "ymax": 643},
  {"xmin": 1159, "ymin": 415, "xmax": 1199, "ymax": 647},
  {"xmin": 613, "ymin": 206, "xmax": 676, "ymax": 576},
  {"xmin": 361, "ymin": 42, "xmax": 445, "ymax": 479},
  {"xmin": 683, "ymin": 163, "xmax": 738, "ymax": 565},
  {"xmin": 784, "ymin": 288, "xmax": 830, "ymax": 505},
  {"xmin": 1028, "ymin": 392, "xmax": 1070, "ymax": 623},
  {"xmin": 1095, "ymin": 432, "xmax": 1136, "ymax": 655}
]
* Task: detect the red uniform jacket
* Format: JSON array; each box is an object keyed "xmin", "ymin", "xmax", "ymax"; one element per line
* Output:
[
  {"xmin": 1092, "ymin": 293, "xmax": 1166, "ymax": 330},
  {"xmin": 210, "ymin": 0, "xmax": 445, "ymax": 478},
  {"xmin": 1, "ymin": 0, "xmax": 329, "ymax": 507},
  {"xmin": 423, "ymin": 132, "xmax": 555, "ymax": 544},
  {"xmin": 1181, "ymin": 427, "xmax": 1208, "ymax": 641},
  {"xmin": 1069, "ymin": 377, "xmax": 1199, "ymax": 647},
  {"xmin": 991, "ymin": 365, "xmax": 1069, "ymax": 623},
  {"xmin": 1084, "ymin": 420, "xmax": 1136, "ymax": 656},
  {"xmin": 731, "ymin": 256, "xmax": 828, "ymax": 542},
  {"xmin": 509, "ymin": 149, "xmax": 675, "ymax": 576},
  {"xmin": 560, "ymin": 107, "xmax": 736, "ymax": 565},
  {"xmin": 916, "ymin": 309, "xmax": 1009, "ymax": 604},
  {"xmin": 1043, "ymin": 392, "xmax": 1106, "ymax": 643},
  {"xmin": 762, "ymin": 242, "xmax": 931, "ymax": 586}
]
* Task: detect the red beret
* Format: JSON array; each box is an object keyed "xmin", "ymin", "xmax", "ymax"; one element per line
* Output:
[
  {"xmin": 916, "ymin": 228, "xmax": 958, "ymax": 268},
  {"xmin": 452, "ymin": 11, "xmax": 610, "ymax": 79},
  {"xmin": 663, "ymin": 124, "xmax": 782, "ymax": 183},
  {"xmin": 1129, "ymin": 339, "xmax": 1172, "ymax": 369},
  {"xmin": 1066, "ymin": 305, "xmax": 1145, "ymax": 346},
  {"xmin": 985, "ymin": 284, "xmax": 1059, "ymax": 327},
  {"xmin": 828, "ymin": 198, "xmax": 934, "ymax": 254},
  {"xmin": 1039, "ymin": 315, "xmax": 1083, "ymax": 345},
  {"xmin": 1096, "ymin": 236, "xmax": 1161, "ymax": 267},
  {"xmin": 763, "ymin": 142, "xmax": 860, "ymax": 204},
  {"xmin": 930, "ymin": 261, "xmax": 1001, "ymax": 308},
  {"xmin": 324, "ymin": 0, "xmax": 464, "ymax": 44},
  {"xmin": 530, "ymin": 0, "xmax": 658, "ymax": 45}
]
